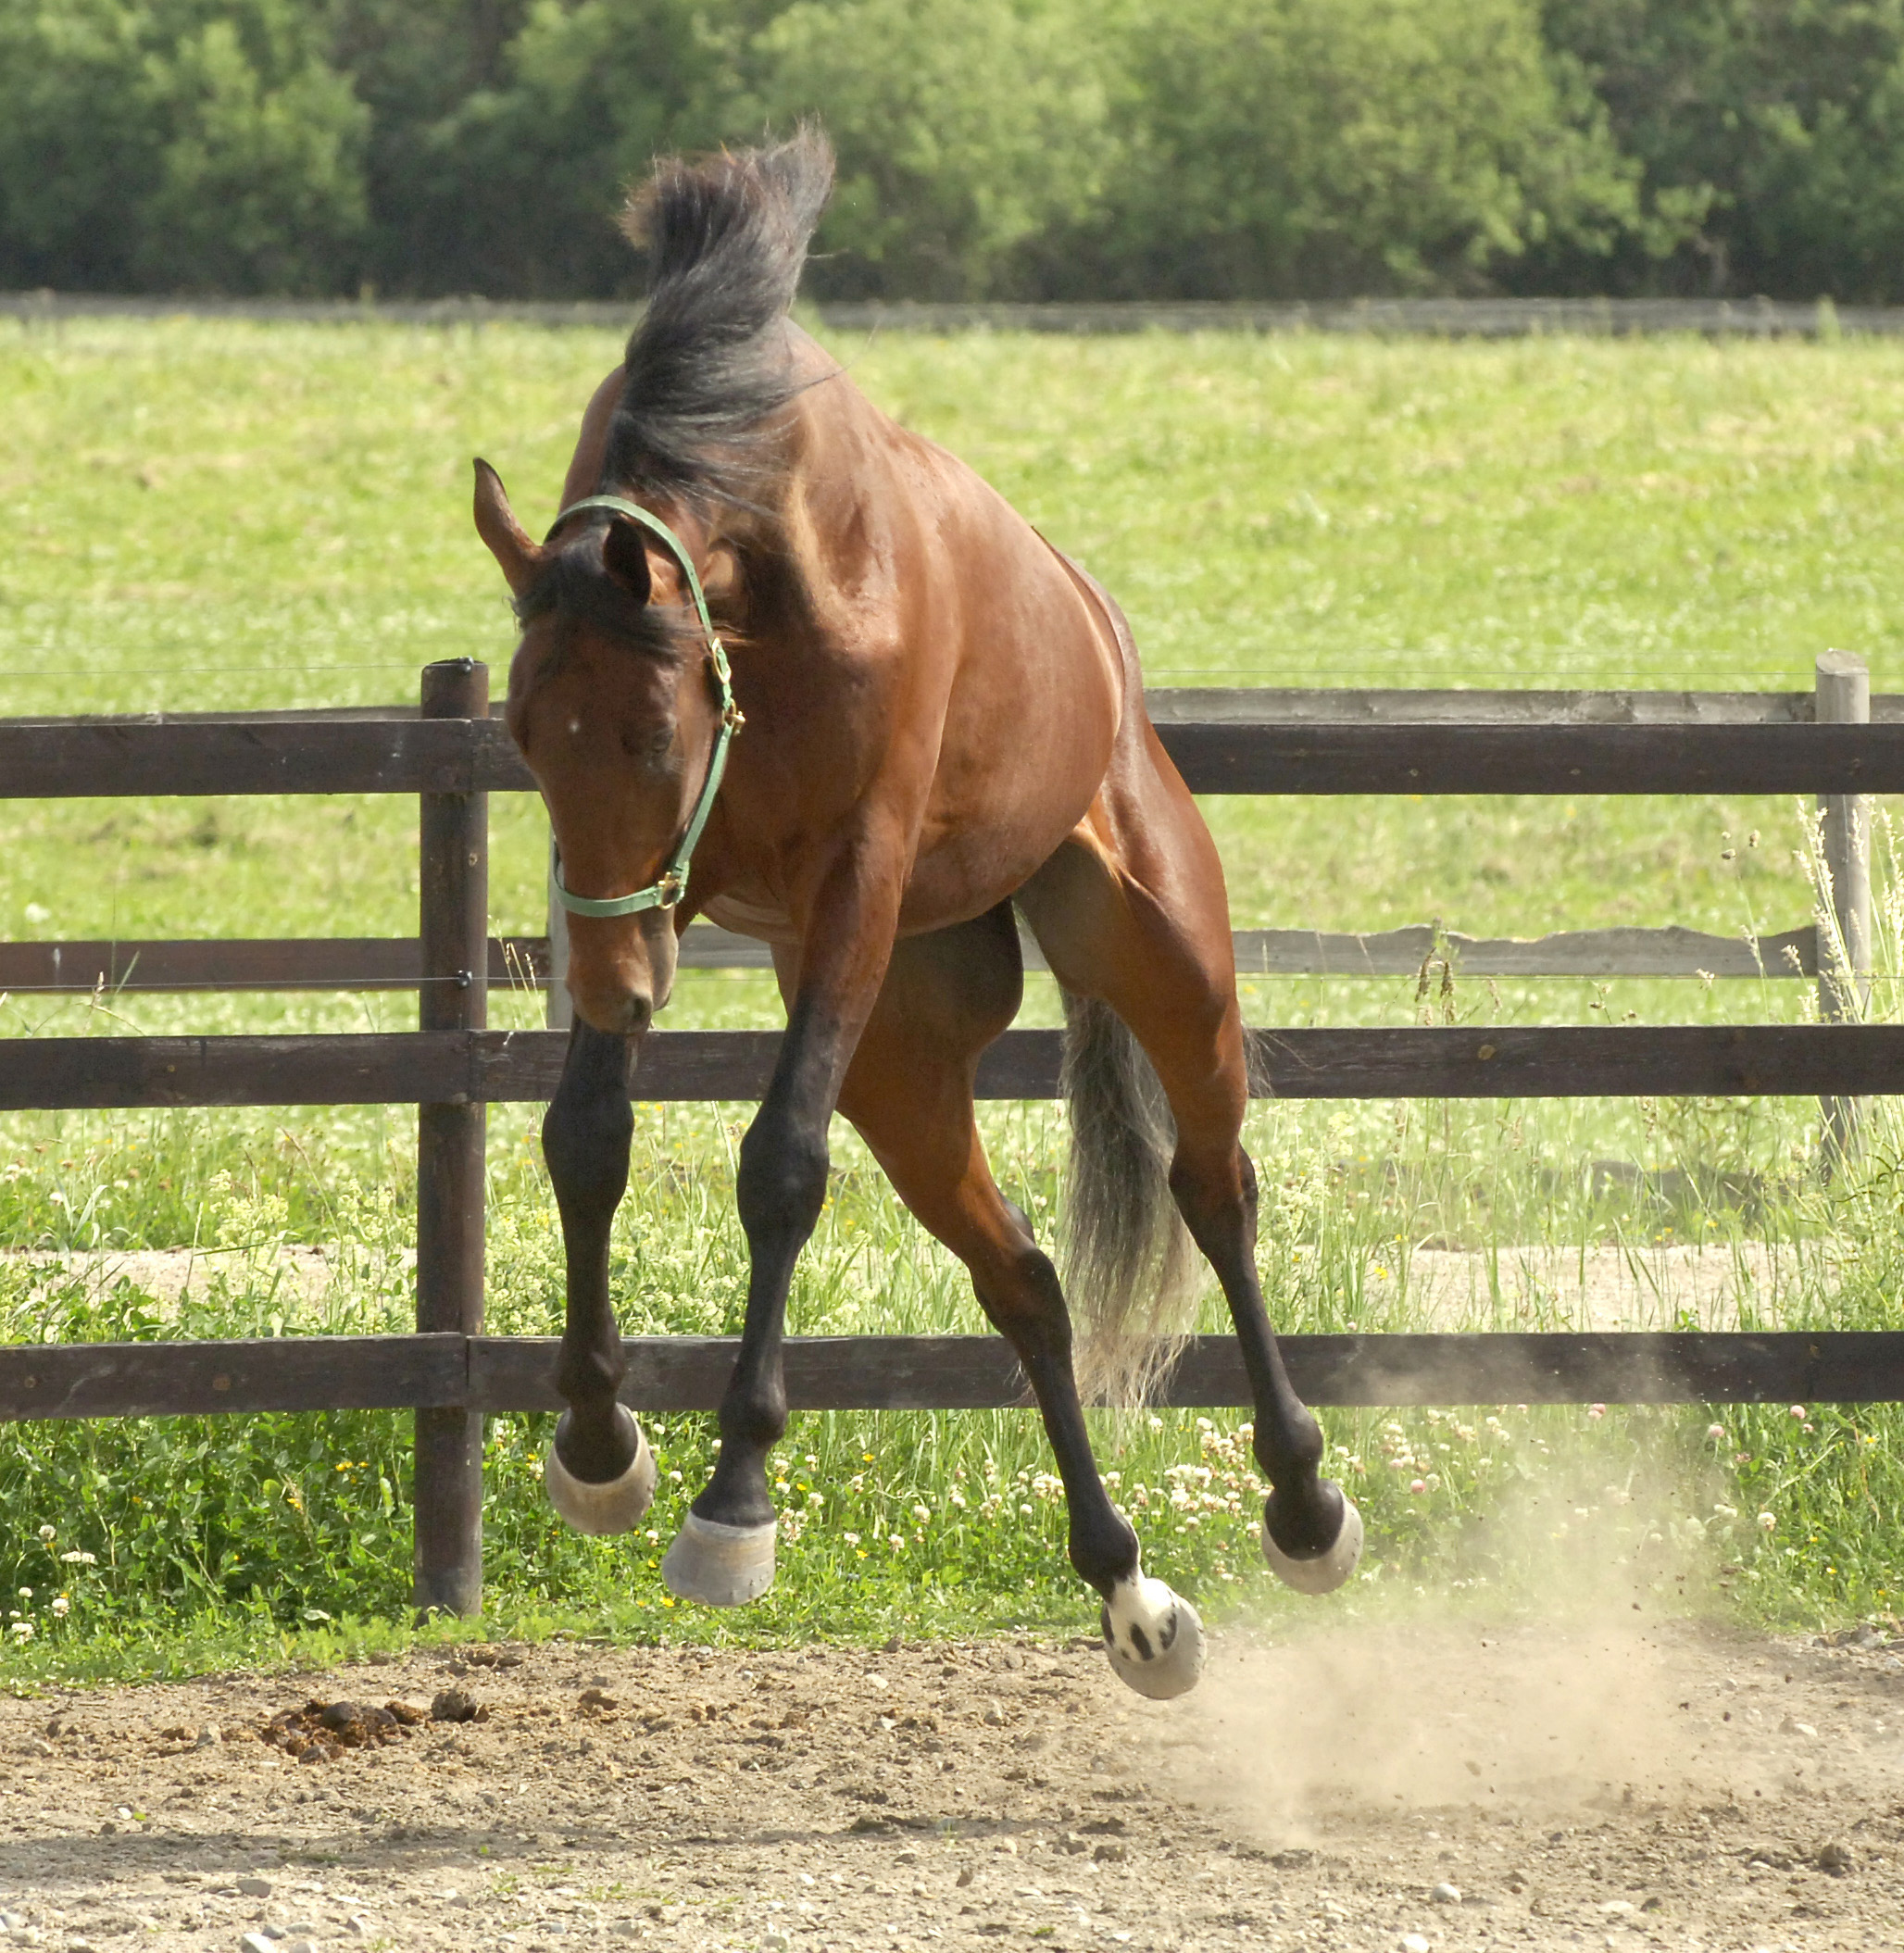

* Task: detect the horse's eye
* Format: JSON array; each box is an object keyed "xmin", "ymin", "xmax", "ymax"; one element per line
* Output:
[{"xmin": 626, "ymin": 721, "xmax": 676, "ymax": 769}]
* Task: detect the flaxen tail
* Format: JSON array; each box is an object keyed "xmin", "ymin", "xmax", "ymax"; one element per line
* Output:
[{"xmin": 1058, "ymin": 990, "xmax": 1196, "ymax": 1407}]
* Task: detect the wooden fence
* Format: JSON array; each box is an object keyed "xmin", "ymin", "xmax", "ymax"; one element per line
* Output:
[{"xmin": 2, "ymin": 656, "xmax": 1898, "ymax": 1612}]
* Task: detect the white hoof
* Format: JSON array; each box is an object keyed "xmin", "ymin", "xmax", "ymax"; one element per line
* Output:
[
  {"xmin": 1100, "ymin": 1571, "xmax": 1205, "ymax": 1700},
  {"xmin": 661, "ymin": 1511, "xmax": 777, "ymax": 1607},
  {"xmin": 544, "ymin": 1409, "xmax": 657, "ymax": 1536},
  {"xmin": 1262, "ymin": 1492, "xmax": 1363, "ymax": 1596}
]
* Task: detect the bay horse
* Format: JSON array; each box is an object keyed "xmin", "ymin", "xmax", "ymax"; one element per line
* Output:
[{"xmin": 472, "ymin": 131, "xmax": 1360, "ymax": 1699}]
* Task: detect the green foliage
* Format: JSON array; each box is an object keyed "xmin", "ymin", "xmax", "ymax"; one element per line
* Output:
[
  {"xmin": 377, "ymin": 0, "xmax": 734, "ymax": 299},
  {"xmin": 755, "ymin": 0, "xmax": 1117, "ymax": 298},
  {"xmin": 0, "ymin": 0, "xmax": 368, "ymax": 294},
  {"xmin": 1035, "ymin": 0, "xmax": 1646, "ymax": 299},
  {"xmin": 324, "ymin": 0, "xmax": 533, "ymax": 292},
  {"xmin": 11, "ymin": 0, "xmax": 1902, "ymax": 300},
  {"xmin": 1539, "ymin": 0, "xmax": 1904, "ymax": 299}
]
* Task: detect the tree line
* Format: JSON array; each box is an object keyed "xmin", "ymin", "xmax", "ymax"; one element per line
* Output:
[{"xmin": 4, "ymin": 0, "xmax": 1903, "ymax": 303}]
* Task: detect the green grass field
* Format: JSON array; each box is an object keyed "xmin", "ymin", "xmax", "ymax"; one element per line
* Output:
[{"xmin": 4, "ymin": 319, "xmax": 1904, "ymax": 1684}]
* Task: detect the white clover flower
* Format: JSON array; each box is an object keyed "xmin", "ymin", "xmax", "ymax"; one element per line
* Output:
[
  {"xmin": 910, "ymin": 1505, "xmax": 930, "ymax": 1525},
  {"xmin": 36, "ymin": 1524, "xmax": 55, "ymax": 1544},
  {"xmin": 59, "ymin": 1551, "xmax": 95, "ymax": 1566},
  {"xmin": 50, "ymin": 1596, "xmax": 69, "ymax": 1619},
  {"xmin": 1758, "ymin": 1511, "xmax": 1777, "ymax": 1532},
  {"xmin": 17, "ymin": 1588, "xmax": 31, "ymax": 1601},
  {"xmin": 9, "ymin": 1621, "xmax": 31, "ymax": 1642},
  {"xmin": 843, "ymin": 1532, "xmax": 861, "ymax": 1546},
  {"xmin": 1706, "ymin": 1423, "xmax": 1726, "ymax": 1442}
]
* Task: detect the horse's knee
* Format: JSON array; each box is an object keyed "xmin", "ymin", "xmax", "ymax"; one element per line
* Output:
[
  {"xmin": 735, "ymin": 1111, "xmax": 830, "ymax": 1247},
  {"xmin": 543, "ymin": 1078, "xmax": 633, "ymax": 1221}
]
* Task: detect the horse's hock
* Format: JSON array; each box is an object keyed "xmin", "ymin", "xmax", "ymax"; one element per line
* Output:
[{"xmin": 2, "ymin": 655, "xmax": 1901, "ymax": 1621}]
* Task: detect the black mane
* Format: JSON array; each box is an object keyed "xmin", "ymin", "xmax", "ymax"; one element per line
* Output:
[{"xmin": 599, "ymin": 129, "xmax": 835, "ymax": 512}]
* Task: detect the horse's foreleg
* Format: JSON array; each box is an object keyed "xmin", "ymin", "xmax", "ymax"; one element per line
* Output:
[
  {"xmin": 541, "ymin": 1019, "xmax": 657, "ymax": 1534},
  {"xmin": 662, "ymin": 869, "xmax": 901, "ymax": 1607}
]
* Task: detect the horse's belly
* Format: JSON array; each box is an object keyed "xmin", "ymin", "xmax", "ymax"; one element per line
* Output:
[{"xmin": 896, "ymin": 807, "xmax": 1084, "ymax": 933}]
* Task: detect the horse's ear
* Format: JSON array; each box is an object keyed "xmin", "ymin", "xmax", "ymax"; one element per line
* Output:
[
  {"xmin": 601, "ymin": 516, "xmax": 653, "ymax": 605},
  {"xmin": 472, "ymin": 458, "xmax": 540, "ymax": 595}
]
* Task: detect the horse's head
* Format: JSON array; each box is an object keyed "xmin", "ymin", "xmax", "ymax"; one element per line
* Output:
[{"xmin": 474, "ymin": 459, "xmax": 740, "ymax": 1037}]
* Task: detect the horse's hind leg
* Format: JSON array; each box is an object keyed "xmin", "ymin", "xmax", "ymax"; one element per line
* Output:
[
  {"xmin": 539, "ymin": 1020, "xmax": 658, "ymax": 1534},
  {"xmin": 836, "ymin": 905, "xmax": 1205, "ymax": 1699},
  {"xmin": 1017, "ymin": 740, "xmax": 1362, "ymax": 1594}
]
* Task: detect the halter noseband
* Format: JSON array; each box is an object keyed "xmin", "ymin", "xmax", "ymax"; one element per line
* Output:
[{"xmin": 541, "ymin": 495, "xmax": 744, "ymax": 917}]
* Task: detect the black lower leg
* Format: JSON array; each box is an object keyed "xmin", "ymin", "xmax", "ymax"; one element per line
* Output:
[
  {"xmin": 692, "ymin": 1097, "xmax": 829, "ymax": 1529},
  {"xmin": 1173, "ymin": 1145, "xmax": 1344, "ymax": 1558},
  {"xmin": 977, "ymin": 1243, "xmax": 1139, "ymax": 1596},
  {"xmin": 543, "ymin": 1021, "xmax": 638, "ymax": 1483}
]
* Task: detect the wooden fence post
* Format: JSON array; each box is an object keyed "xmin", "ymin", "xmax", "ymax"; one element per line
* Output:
[
  {"xmin": 414, "ymin": 658, "xmax": 489, "ymax": 1615},
  {"xmin": 1817, "ymin": 650, "xmax": 1872, "ymax": 1166}
]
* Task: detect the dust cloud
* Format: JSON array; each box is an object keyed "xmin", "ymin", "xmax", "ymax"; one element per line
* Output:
[{"xmin": 1154, "ymin": 1610, "xmax": 1752, "ymax": 1838}]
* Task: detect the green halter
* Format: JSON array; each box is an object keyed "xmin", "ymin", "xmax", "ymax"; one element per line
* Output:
[{"xmin": 543, "ymin": 495, "xmax": 744, "ymax": 917}]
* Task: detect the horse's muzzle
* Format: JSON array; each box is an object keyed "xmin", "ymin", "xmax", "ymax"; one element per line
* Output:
[{"xmin": 566, "ymin": 913, "xmax": 678, "ymax": 1036}]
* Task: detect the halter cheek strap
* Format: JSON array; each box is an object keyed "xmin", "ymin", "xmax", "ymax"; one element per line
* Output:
[{"xmin": 542, "ymin": 495, "xmax": 745, "ymax": 917}]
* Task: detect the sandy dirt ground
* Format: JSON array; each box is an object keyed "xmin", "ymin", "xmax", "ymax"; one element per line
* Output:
[{"xmin": 4, "ymin": 1614, "xmax": 1903, "ymax": 1953}]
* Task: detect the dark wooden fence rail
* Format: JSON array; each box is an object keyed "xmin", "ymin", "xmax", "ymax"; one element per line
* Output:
[
  {"xmin": 0, "ymin": 920, "xmax": 1834, "ymax": 990},
  {"xmin": 4, "ymin": 658, "xmax": 1901, "ymax": 1614},
  {"xmin": 6, "ymin": 710, "xmax": 1902, "ymax": 799},
  {"xmin": 7, "ymin": 1331, "xmax": 1904, "ymax": 1423},
  {"xmin": 6, "ymin": 1022, "xmax": 1904, "ymax": 1111}
]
